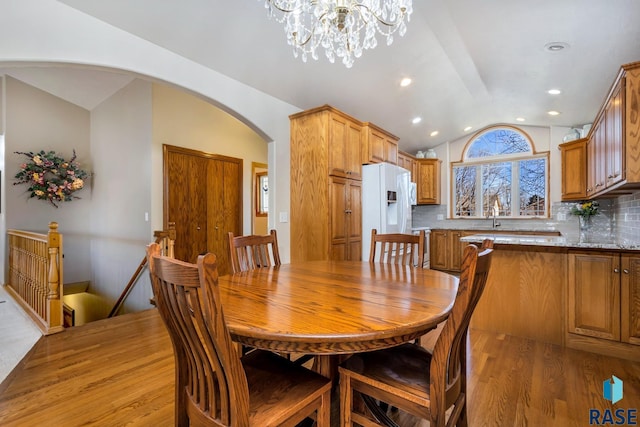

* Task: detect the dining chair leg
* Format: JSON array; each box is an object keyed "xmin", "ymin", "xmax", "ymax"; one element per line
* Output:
[
  {"xmin": 340, "ymin": 372, "xmax": 353, "ymax": 427},
  {"xmin": 456, "ymin": 401, "xmax": 468, "ymax": 427},
  {"xmin": 317, "ymin": 388, "xmax": 332, "ymax": 427}
]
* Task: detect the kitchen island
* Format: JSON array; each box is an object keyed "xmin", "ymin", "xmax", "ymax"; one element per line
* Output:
[{"xmin": 461, "ymin": 233, "xmax": 640, "ymax": 361}]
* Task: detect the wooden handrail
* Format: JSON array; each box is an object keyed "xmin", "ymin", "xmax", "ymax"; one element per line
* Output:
[
  {"xmin": 6, "ymin": 222, "xmax": 63, "ymax": 335},
  {"xmin": 108, "ymin": 222, "xmax": 176, "ymax": 317}
]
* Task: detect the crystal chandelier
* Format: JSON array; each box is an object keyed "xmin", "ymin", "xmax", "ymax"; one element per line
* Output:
[{"xmin": 261, "ymin": 0, "xmax": 413, "ymax": 68}]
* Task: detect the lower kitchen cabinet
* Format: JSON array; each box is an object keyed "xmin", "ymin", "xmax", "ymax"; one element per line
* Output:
[
  {"xmin": 429, "ymin": 230, "xmax": 449, "ymax": 270},
  {"xmin": 429, "ymin": 229, "xmax": 471, "ymax": 272},
  {"xmin": 430, "ymin": 229, "xmax": 560, "ymax": 274},
  {"xmin": 568, "ymin": 251, "xmax": 621, "ymax": 341},
  {"xmin": 329, "ymin": 176, "xmax": 362, "ymax": 261},
  {"xmin": 567, "ymin": 251, "xmax": 640, "ymax": 355},
  {"xmin": 622, "ymin": 254, "xmax": 640, "ymax": 345}
]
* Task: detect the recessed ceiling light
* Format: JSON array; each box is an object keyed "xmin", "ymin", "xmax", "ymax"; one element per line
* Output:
[
  {"xmin": 412, "ymin": 117, "xmax": 422, "ymax": 124},
  {"xmin": 400, "ymin": 77, "xmax": 412, "ymax": 87},
  {"xmin": 548, "ymin": 110, "xmax": 561, "ymax": 116},
  {"xmin": 548, "ymin": 89, "xmax": 562, "ymax": 95},
  {"xmin": 516, "ymin": 117, "xmax": 526, "ymax": 122},
  {"xmin": 430, "ymin": 131, "xmax": 439, "ymax": 137},
  {"xmin": 464, "ymin": 126, "xmax": 473, "ymax": 132},
  {"xmin": 545, "ymin": 42, "xmax": 569, "ymax": 52}
]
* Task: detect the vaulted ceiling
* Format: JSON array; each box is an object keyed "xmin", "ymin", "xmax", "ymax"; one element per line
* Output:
[{"xmin": 4, "ymin": 0, "xmax": 640, "ymax": 153}]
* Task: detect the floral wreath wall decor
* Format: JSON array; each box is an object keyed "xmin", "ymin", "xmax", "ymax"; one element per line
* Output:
[{"xmin": 14, "ymin": 150, "xmax": 89, "ymax": 207}]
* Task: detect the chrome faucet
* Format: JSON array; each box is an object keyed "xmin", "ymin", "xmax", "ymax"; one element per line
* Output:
[
  {"xmin": 488, "ymin": 212, "xmax": 501, "ymax": 228},
  {"xmin": 488, "ymin": 199, "xmax": 502, "ymax": 228}
]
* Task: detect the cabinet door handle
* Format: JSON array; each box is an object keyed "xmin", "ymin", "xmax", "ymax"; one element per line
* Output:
[
  {"xmin": 614, "ymin": 268, "xmax": 620, "ymax": 273},
  {"xmin": 345, "ymin": 209, "xmax": 352, "ymax": 214},
  {"xmin": 623, "ymin": 269, "xmax": 630, "ymax": 274}
]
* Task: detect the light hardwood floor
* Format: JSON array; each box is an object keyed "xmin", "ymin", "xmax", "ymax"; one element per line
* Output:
[
  {"xmin": 0, "ymin": 286, "xmax": 41, "ymax": 384},
  {"xmin": 0, "ymin": 309, "xmax": 638, "ymax": 426}
]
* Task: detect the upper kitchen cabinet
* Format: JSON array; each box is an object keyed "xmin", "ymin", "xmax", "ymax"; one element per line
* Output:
[
  {"xmin": 289, "ymin": 105, "xmax": 363, "ymax": 262},
  {"xmin": 415, "ymin": 158, "xmax": 441, "ymax": 204},
  {"xmin": 585, "ymin": 61, "xmax": 640, "ymax": 198},
  {"xmin": 397, "ymin": 150, "xmax": 416, "ymax": 180},
  {"xmin": 560, "ymin": 138, "xmax": 587, "ymax": 201},
  {"xmin": 328, "ymin": 110, "xmax": 364, "ymax": 180},
  {"xmin": 586, "ymin": 120, "xmax": 606, "ymax": 197},
  {"xmin": 362, "ymin": 122, "xmax": 399, "ymax": 165}
]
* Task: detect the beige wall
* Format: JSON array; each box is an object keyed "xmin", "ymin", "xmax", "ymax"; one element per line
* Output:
[
  {"xmin": 151, "ymin": 84, "xmax": 268, "ymax": 235},
  {"xmin": 4, "ymin": 77, "xmax": 92, "ymax": 284}
]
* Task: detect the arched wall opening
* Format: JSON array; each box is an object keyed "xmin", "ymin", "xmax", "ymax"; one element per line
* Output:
[{"xmin": 0, "ymin": 61, "xmax": 295, "ymax": 320}]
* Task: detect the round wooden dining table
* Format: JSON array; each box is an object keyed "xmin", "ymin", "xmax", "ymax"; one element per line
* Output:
[{"xmin": 218, "ymin": 260, "xmax": 459, "ymax": 379}]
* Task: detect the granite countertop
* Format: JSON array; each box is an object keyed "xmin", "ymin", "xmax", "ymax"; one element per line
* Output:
[
  {"xmin": 460, "ymin": 233, "xmax": 640, "ymax": 251},
  {"xmin": 429, "ymin": 226, "xmax": 559, "ymax": 233}
]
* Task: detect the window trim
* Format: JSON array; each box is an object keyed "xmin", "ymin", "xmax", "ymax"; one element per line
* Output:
[
  {"xmin": 450, "ymin": 125, "xmax": 550, "ymax": 219},
  {"xmin": 255, "ymin": 171, "xmax": 268, "ymax": 217}
]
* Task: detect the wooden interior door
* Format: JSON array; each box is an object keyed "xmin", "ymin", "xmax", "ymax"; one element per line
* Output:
[
  {"xmin": 207, "ymin": 157, "xmax": 242, "ymax": 275},
  {"xmin": 330, "ymin": 176, "xmax": 348, "ymax": 260},
  {"xmin": 164, "ymin": 145, "xmax": 242, "ymax": 275},
  {"xmin": 165, "ymin": 148, "xmax": 208, "ymax": 263},
  {"xmin": 346, "ymin": 179, "xmax": 362, "ymax": 261}
]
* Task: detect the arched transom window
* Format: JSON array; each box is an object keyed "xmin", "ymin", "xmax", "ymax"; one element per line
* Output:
[{"xmin": 452, "ymin": 126, "xmax": 549, "ymax": 218}]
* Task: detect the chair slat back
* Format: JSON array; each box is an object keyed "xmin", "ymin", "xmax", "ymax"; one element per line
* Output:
[
  {"xmin": 147, "ymin": 243, "xmax": 250, "ymax": 426},
  {"xmin": 369, "ymin": 229, "xmax": 426, "ymax": 267},
  {"xmin": 228, "ymin": 230, "xmax": 281, "ymax": 273},
  {"xmin": 429, "ymin": 239, "xmax": 493, "ymax": 426}
]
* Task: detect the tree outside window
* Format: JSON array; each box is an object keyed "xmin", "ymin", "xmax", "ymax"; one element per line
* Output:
[{"xmin": 453, "ymin": 126, "xmax": 548, "ymax": 218}]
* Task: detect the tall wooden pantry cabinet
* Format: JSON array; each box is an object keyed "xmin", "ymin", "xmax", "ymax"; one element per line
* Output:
[{"xmin": 290, "ymin": 105, "xmax": 363, "ymax": 262}]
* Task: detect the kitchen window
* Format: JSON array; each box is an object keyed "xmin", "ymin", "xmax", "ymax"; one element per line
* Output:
[{"xmin": 452, "ymin": 126, "xmax": 549, "ymax": 218}]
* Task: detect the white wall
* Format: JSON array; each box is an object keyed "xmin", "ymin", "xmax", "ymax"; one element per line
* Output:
[
  {"xmin": 0, "ymin": 76, "xmax": 5, "ymax": 281},
  {"xmin": 0, "ymin": 0, "xmax": 299, "ymax": 263},
  {"xmin": 89, "ymin": 79, "xmax": 153, "ymax": 316},
  {"xmin": 0, "ymin": 75, "xmax": 4, "ymax": 134},
  {"xmin": 4, "ymin": 77, "xmax": 92, "ymax": 284}
]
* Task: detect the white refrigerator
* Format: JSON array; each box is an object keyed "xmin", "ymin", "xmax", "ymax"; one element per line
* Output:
[{"xmin": 361, "ymin": 163, "xmax": 415, "ymax": 261}]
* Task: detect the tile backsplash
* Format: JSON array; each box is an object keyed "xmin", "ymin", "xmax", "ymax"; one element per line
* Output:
[
  {"xmin": 412, "ymin": 190, "xmax": 640, "ymax": 245},
  {"xmin": 616, "ymin": 191, "xmax": 640, "ymax": 244}
]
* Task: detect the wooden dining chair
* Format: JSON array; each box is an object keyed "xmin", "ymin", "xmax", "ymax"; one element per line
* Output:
[
  {"xmin": 369, "ymin": 229, "xmax": 426, "ymax": 267},
  {"xmin": 147, "ymin": 243, "xmax": 331, "ymax": 427},
  {"xmin": 339, "ymin": 239, "xmax": 494, "ymax": 427},
  {"xmin": 227, "ymin": 229, "xmax": 281, "ymax": 274}
]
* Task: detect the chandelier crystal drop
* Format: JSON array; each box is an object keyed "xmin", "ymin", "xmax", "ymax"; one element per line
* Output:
[{"xmin": 261, "ymin": 0, "xmax": 413, "ymax": 68}]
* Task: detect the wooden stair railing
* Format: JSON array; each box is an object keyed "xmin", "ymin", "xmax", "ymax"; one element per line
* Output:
[
  {"xmin": 108, "ymin": 222, "xmax": 175, "ymax": 318},
  {"xmin": 6, "ymin": 222, "xmax": 63, "ymax": 335}
]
